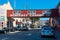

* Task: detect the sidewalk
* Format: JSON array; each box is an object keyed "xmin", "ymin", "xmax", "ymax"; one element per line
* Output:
[{"xmin": 7, "ymin": 31, "xmax": 20, "ymax": 34}]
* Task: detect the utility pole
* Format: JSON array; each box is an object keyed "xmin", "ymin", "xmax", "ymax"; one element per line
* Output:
[
  {"xmin": 24, "ymin": 4, "xmax": 27, "ymax": 10},
  {"xmin": 14, "ymin": 0, "xmax": 16, "ymax": 10}
]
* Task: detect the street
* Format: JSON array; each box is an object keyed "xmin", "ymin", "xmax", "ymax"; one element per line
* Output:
[{"xmin": 0, "ymin": 29, "xmax": 60, "ymax": 40}]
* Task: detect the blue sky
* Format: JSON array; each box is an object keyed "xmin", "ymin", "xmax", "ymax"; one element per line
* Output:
[
  {"xmin": 0, "ymin": 0, "xmax": 60, "ymax": 10},
  {"xmin": 0, "ymin": 0, "xmax": 60, "ymax": 20}
]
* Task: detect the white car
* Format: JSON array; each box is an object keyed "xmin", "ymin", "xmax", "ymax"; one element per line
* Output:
[{"xmin": 41, "ymin": 27, "xmax": 54, "ymax": 37}]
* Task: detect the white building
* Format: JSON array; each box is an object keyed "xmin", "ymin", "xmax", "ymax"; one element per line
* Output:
[{"xmin": 0, "ymin": 1, "xmax": 13, "ymax": 28}]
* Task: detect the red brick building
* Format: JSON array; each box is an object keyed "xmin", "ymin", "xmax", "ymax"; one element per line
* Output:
[{"xmin": 50, "ymin": 2, "xmax": 60, "ymax": 28}]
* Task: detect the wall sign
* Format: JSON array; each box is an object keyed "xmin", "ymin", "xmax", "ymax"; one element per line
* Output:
[{"xmin": 7, "ymin": 10, "xmax": 43, "ymax": 17}]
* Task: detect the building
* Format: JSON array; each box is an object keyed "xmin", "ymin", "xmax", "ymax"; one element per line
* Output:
[
  {"xmin": 50, "ymin": 2, "xmax": 60, "ymax": 28},
  {"xmin": 7, "ymin": 10, "xmax": 43, "ymax": 28},
  {"xmin": 0, "ymin": 1, "xmax": 13, "ymax": 29}
]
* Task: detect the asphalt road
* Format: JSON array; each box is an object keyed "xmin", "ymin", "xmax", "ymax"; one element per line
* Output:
[{"xmin": 0, "ymin": 29, "xmax": 60, "ymax": 40}]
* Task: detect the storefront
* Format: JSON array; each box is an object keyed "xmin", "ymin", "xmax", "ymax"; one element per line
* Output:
[{"xmin": 7, "ymin": 10, "xmax": 43, "ymax": 28}]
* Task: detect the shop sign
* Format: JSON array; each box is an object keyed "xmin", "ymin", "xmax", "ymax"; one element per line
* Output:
[
  {"xmin": 7, "ymin": 10, "xmax": 43, "ymax": 17},
  {"xmin": 10, "ymin": 14, "xmax": 42, "ymax": 17}
]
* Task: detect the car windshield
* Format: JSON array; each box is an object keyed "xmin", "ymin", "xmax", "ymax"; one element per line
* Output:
[
  {"xmin": 42, "ymin": 26, "xmax": 49, "ymax": 28},
  {"xmin": 44, "ymin": 27, "xmax": 52, "ymax": 30},
  {"xmin": 43, "ymin": 26, "xmax": 49, "ymax": 27}
]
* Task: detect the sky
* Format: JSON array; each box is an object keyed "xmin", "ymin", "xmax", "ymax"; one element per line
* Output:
[
  {"xmin": 0, "ymin": 0, "xmax": 60, "ymax": 10},
  {"xmin": 0, "ymin": 0, "xmax": 60, "ymax": 20}
]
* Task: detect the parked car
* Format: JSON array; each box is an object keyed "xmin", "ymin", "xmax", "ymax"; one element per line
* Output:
[
  {"xmin": 3, "ymin": 27, "xmax": 15, "ymax": 32},
  {"xmin": 14, "ymin": 27, "xmax": 18, "ymax": 31},
  {"xmin": 0, "ymin": 27, "xmax": 7, "ymax": 34},
  {"xmin": 19, "ymin": 26, "xmax": 29, "ymax": 31},
  {"xmin": 41, "ymin": 27, "xmax": 54, "ymax": 37},
  {"xmin": 14, "ymin": 25, "xmax": 29, "ymax": 31}
]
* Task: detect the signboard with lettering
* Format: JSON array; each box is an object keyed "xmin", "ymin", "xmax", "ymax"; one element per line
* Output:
[{"xmin": 7, "ymin": 10, "xmax": 43, "ymax": 17}]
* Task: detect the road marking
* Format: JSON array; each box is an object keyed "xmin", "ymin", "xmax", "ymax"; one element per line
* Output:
[{"xmin": 8, "ymin": 31, "xmax": 20, "ymax": 34}]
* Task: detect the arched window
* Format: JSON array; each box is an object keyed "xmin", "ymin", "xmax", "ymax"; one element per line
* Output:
[{"xmin": 28, "ymin": 10, "xmax": 36, "ymax": 14}]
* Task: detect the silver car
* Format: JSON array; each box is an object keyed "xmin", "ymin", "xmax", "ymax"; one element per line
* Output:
[{"xmin": 41, "ymin": 27, "xmax": 54, "ymax": 37}]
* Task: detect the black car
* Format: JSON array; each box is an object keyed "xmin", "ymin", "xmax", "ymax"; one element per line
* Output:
[
  {"xmin": 0, "ymin": 28, "xmax": 7, "ymax": 34},
  {"xmin": 20, "ymin": 26, "xmax": 28, "ymax": 31},
  {"xmin": 3, "ymin": 27, "xmax": 14, "ymax": 32}
]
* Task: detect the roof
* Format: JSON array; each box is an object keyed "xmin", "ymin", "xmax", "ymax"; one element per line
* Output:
[{"xmin": 55, "ymin": 2, "xmax": 60, "ymax": 9}]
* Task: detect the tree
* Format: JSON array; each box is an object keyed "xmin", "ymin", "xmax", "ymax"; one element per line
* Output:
[
  {"xmin": 30, "ymin": 17, "xmax": 40, "ymax": 24},
  {"xmin": 30, "ymin": 17, "xmax": 40, "ymax": 21},
  {"xmin": 29, "ymin": 17, "xmax": 40, "ymax": 28}
]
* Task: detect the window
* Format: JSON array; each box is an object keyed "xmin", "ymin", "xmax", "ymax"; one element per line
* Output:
[
  {"xmin": 58, "ymin": 17, "xmax": 60, "ymax": 24},
  {"xmin": 59, "ymin": 6, "xmax": 60, "ymax": 16},
  {"xmin": 59, "ymin": 6, "xmax": 60, "ymax": 13},
  {"xmin": 12, "ymin": 11, "xmax": 20, "ymax": 15},
  {"xmin": 0, "ymin": 16, "xmax": 5, "ymax": 21},
  {"xmin": 0, "ymin": 8, "xmax": 5, "ymax": 14},
  {"xmin": 28, "ymin": 10, "xmax": 36, "ymax": 14},
  {"xmin": 45, "ymin": 10, "xmax": 51, "ymax": 14}
]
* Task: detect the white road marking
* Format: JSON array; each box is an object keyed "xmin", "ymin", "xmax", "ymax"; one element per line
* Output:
[{"xmin": 8, "ymin": 31, "xmax": 20, "ymax": 34}]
